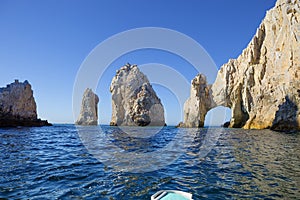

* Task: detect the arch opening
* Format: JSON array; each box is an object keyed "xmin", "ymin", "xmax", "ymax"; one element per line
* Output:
[{"xmin": 204, "ymin": 106, "xmax": 231, "ymax": 127}]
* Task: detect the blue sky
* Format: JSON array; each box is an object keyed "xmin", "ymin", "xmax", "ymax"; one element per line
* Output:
[{"xmin": 0, "ymin": 0, "xmax": 276, "ymax": 125}]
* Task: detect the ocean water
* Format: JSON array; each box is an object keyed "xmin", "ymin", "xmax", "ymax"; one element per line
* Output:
[{"xmin": 0, "ymin": 125, "xmax": 299, "ymax": 199}]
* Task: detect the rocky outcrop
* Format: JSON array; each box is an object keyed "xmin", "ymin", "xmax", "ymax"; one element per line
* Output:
[
  {"xmin": 212, "ymin": 0, "xmax": 300, "ymax": 130},
  {"xmin": 178, "ymin": 74, "xmax": 216, "ymax": 128},
  {"xmin": 110, "ymin": 63, "xmax": 165, "ymax": 126},
  {"xmin": 0, "ymin": 80, "xmax": 51, "ymax": 127},
  {"xmin": 222, "ymin": 121, "xmax": 231, "ymax": 128},
  {"xmin": 76, "ymin": 88, "xmax": 99, "ymax": 125},
  {"xmin": 180, "ymin": 0, "xmax": 300, "ymax": 130}
]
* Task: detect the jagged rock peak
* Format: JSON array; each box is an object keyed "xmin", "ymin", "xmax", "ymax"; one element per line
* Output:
[
  {"xmin": 0, "ymin": 79, "xmax": 51, "ymax": 127},
  {"xmin": 76, "ymin": 88, "xmax": 99, "ymax": 126},
  {"xmin": 110, "ymin": 63, "xmax": 165, "ymax": 126}
]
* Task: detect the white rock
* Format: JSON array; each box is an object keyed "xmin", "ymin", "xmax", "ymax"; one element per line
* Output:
[
  {"xmin": 212, "ymin": 0, "xmax": 300, "ymax": 130},
  {"xmin": 110, "ymin": 63, "xmax": 165, "ymax": 126},
  {"xmin": 0, "ymin": 80, "xmax": 37, "ymax": 120},
  {"xmin": 178, "ymin": 74, "xmax": 216, "ymax": 128},
  {"xmin": 181, "ymin": 0, "xmax": 300, "ymax": 131},
  {"xmin": 0, "ymin": 80, "xmax": 51, "ymax": 127},
  {"xmin": 76, "ymin": 88, "xmax": 99, "ymax": 126}
]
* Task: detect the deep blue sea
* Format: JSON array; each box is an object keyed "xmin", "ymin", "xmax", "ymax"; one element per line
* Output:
[{"xmin": 0, "ymin": 125, "xmax": 299, "ymax": 199}]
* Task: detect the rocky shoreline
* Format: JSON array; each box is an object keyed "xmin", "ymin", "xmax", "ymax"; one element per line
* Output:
[{"xmin": 0, "ymin": 118, "xmax": 51, "ymax": 127}]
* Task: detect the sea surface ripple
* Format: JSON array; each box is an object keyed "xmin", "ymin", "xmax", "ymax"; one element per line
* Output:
[{"xmin": 0, "ymin": 125, "xmax": 299, "ymax": 199}]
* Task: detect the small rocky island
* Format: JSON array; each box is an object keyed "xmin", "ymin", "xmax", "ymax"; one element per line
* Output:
[
  {"xmin": 179, "ymin": 0, "xmax": 300, "ymax": 131},
  {"xmin": 110, "ymin": 63, "xmax": 165, "ymax": 126},
  {"xmin": 76, "ymin": 88, "xmax": 99, "ymax": 125},
  {"xmin": 0, "ymin": 80, "xmax": 51, "ymax": 127}
]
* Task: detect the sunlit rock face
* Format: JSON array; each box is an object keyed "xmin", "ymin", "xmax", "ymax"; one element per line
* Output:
[
  {"xmin": 110, "ymin": 63, "xmax": 165, "ymax": 126},
  {"xmin": 76, "ymin": 88, "xmax": 99, "ymax": 126},
  {"xmin": 178, "ymin": 74, "xmax": 216, "ymax": 128},
  {"xmin": 0, "ymin": 80, "xmax": 51, "ymax": 127},
  {"xmin": 181, "ymin": 0, "xmax": 300, "ymax": 130},
  {"xmin": 212, "ymin": 0, "xmax": 300, "ymax": 130}
]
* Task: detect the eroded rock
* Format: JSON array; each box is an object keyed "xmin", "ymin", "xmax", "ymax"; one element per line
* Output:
[
  {"xmin": 76, "ymin": 88, "xmax": 99, "ymax": 125},
  {"xmin": 0, "ymin": 80, "xmax": 51, "ymax": 127},
  {"xmin": 110, "ymin": 63, "xmax": 165, "ymax": 126},
  {"xmin": 212, "ymin": 0, "xmax": 300, "ymax": 130},
  {"xmin": 181, "ymin": 0, "xmax": 300, "ymax": 130},
  {"xmin": 178, "ymin": 74, "xmax": 216, "ymax": 128}
]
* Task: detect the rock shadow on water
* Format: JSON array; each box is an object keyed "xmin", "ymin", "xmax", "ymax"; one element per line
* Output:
[
  {"xmin": 271, "ymin": 96, "xmax": 299, "ymax": 132},
  {"xmin": 77, "ymin": 125, "xmax": 199, "ymax": 173},
  {"xmin": 109, "ymin": 126, "xmax": 177, "ymax": 153}
]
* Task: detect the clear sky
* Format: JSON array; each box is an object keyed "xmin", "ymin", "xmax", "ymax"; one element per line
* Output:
[{"xmin": 0, "ymin": 0, "xmax": 276, "ymax": 125}]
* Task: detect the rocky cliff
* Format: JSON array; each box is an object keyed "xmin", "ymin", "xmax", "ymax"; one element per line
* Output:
[
  {"xmin": 181, "ymin": 0, "xmax": 300, "ymax": 130},
  {"xmin": 0, "ymin": 80, "xmax": 51, "ymax": 127},
  {"xmin": 212, "ymin": 0, "xmax": 300, "ymax": 130},
  {"xmin": 76, "ymin": 88, "xmax": 99, "ymax": 125},
  {"xmin": 110, "ymin": 63, "xmax": 165, "ymax": 126}
]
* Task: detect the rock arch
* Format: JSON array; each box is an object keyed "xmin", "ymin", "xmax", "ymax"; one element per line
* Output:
[
  {"xmin": 179, "ymin": 0, "xmax": 300, "ymax": 130},
  {"xmin": 178, "ymin": 73, "xmax": 244, "ymax": 128},
  {"xmin": 178, "ymin": 74, "xmax": 215, "ymax": 128},
  {"xmin": 204, "ymin": 106, "xmax": 232, "ymax": 127}
]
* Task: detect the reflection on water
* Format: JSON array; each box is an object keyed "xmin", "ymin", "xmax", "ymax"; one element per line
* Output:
[
  {"xmin": 77, "ymin": 126, "xmax": 222, "ymax": 173},
  {"xmin": 0, "ymin": 125, "xmax": 299, "ymax": 199}
]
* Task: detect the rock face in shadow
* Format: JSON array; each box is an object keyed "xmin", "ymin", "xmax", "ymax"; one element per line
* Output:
[
  {"xmin": 271, "ymin": 96, "xmax": 299, "ymax": 131},
  {"xmin": 212, "ymin": 0, "xmax": 300, "ymax": 130},
  {"xmin": 222, "ymin": 121, "xmax": 231, "ymax": 128},
  {"xmin": 180, "ymin": 0, "xmax": 300, "ymax": 130},
  {"xmin": 0, "ymin": 80, "xmax": 51, "ymax": 127},
  {"xmin": 76, "ymin": 88, "xmax": 99, "ymax": 126},
  {"xmin": 110, "ymin": 63, "xmax": 165, "ymax": 126}
]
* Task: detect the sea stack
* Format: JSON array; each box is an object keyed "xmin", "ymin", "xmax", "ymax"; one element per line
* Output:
[
  {"xmin": 76, "ymin": 88, "xmax": 99, "ymax": 126},
  {"xmin": 212, "ymin": 0, "xmax": 300, "ymax": 130},
  {"xmin": 110, "ymin": 63, "xmax": 165, "ymax": 126},
  {"xmin": 0, "ymin": 80, "xmax": 51, "ymax": 127}
]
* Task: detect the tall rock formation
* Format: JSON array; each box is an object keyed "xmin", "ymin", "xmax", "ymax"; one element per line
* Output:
[
  {"xmin": 212, "ymin": 0, "xmax": 300, "ymax": 130},
  {"xmin": 110, "ymin": 63, "xmax": 165, "ymax": 126},
  {"xmin": 76, "ymin": 88, "xmax": 99, "ymax": 126},
  {"xmin": 180, "ymin": 0, "xmax": 300, "ymax": 131},
  {"xmin": 0, "ymin": 80, "xmax": 51, "ymax": 127},
  {"xmin": 179, "ymin": 74, "xmax": 216, "ymax": 128}
]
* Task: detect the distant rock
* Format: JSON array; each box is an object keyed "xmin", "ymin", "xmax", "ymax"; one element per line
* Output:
[
  {"xmin": 110, "ymin": 63, "xmax": 165, "ymax": 126},
  {"xmin": 76, "ymin": 88, "xmax": 99, "ymax": 126},
  {"xmin": 0, "ymin": 80, "xmax": 51, "ymax": 127},
  {"xmin": 175, "ymin": 122, "xmax": 184, "ymax": 128},
  {"xmin": 178, "ymin": 74, "xmax": 215, "ymax": 128}
]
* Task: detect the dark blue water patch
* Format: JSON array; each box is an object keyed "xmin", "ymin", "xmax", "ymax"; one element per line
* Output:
[
  {"xmin": 0, "ymin": 125, "xmax": 299, "ymax": 199},
  {"xmin": 106, "ymin": 126, "xmax": 181, "ymax": 153}
]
